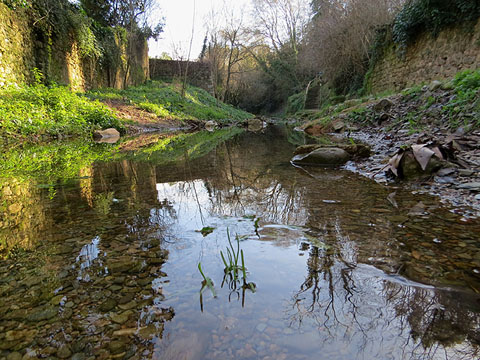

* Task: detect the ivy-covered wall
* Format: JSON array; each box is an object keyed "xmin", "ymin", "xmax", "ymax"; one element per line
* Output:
[
  {"xmin": 0, "ymin": 2, "xmax": 148, "ymax": 91},
  {"xmin": 0, "ymin": 3, "xmax": 34, "ymax": 86},
  {"xmin": 368, "ymin": 19, "xmax": 480, "ymax": 93}
]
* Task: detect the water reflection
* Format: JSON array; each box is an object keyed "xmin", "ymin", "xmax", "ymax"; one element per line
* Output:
[{"xmin": 0, "ymin": 127, "xmax": 480, "ymax": 359}]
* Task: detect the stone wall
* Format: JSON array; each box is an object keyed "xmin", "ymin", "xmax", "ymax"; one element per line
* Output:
[
  {"xmin": 149, "ymin": 59, "xmax": 212, "ymax": 93},
  {"xmin": 0, "ymin": 3, "xmax": 148, "ymax": 91},
  {"xmin": 0, "ymin": 4, "xmax": 34, "ymax": 86},
  {"xmin": 368, "ymin": 20, "xmax": 480, "ymax": 93}
]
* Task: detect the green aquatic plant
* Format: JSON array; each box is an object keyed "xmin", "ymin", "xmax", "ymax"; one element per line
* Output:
[
  {"xmin": 198, "ymin": 263, "xmax": 216, "ymax": 297},
  {"xmin": 220, "ymin": 229, "xmax": 256, "ymax": 293}
]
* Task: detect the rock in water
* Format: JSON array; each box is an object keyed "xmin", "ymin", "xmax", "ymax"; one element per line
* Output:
[
  {"xmin": 292, "ymin": 147, "xmax": 350, "ymax": 166},
  {"xmin": 247, "ymin": 118, "xmax": 264, "ymax": 132},
  {"xmin": 204, "ymin": 121, "xmax": 217, "ymax": 131},
  {"xmin": 93, "ymin": 128, "xmax": 121, "ymax": 141}
]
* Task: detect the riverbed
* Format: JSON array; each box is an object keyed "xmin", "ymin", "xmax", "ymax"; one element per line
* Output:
[{"xmin": 1, "ymin": 126, "xmax": 479, "ymax": 359}]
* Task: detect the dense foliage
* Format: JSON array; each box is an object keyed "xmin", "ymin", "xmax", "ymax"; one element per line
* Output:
[
  {"xmin": 0, "ymin": 83, "xmax": 122, "ymax": 138},
  {"xmin": 393, "ymin": 0, "xmax": 480, "ymax": 52}
]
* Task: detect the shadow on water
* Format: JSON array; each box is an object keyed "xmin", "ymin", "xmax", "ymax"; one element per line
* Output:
[{"xmin": 0, "ymin": 126, "xmax": 480, "ymax": 359}]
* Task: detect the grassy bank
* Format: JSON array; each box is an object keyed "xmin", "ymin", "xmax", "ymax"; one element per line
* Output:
[
  {"xmin": 0, "ymin": 84, "xmax": 122, "ymax": 140},
  {"xmin": 296, "ymin": 69, "xmax": 480, "ymax": 133},
  {"xmin": 0, "ymin": 80, "xmax": 252, "ymax": 141},
  {"xmin": 88, "ymin": 81, "xmax": 252, "ymax": 123}
]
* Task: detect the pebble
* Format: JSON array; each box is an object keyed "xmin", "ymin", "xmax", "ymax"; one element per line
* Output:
[
  {"xmin": 109, "ymin": 341, "xmax": 126, "ymax": 355},
  {"xmin": 99, "ymin": 299, "xmax": 117, "ymax": 312},
  {"xmin": 57, "ymin": 345, "xmax": 72, "ymax": 359},
  {"xmin": 71, "ymin": 353, "xmax": 85, "ymax": 360},
  {"xmin": 118, "ymin": 300, "xmax": 137, "ymax": 310},
  {"xmin": 110, "ymin": 311, "xmax": 131, "ymax": 324},
  {"xmin": 6, "ymin": 352, "xmax": 22, "ymax": 360},
  {"xmin": 113, "ymin": 328, "xmax": 137, "ymax": 336}
]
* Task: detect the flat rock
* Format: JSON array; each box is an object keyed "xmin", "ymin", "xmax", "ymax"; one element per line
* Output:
[
  {"xmin": 331, "ymin": 119, "xmax": 345, "ymax": 132},
  {"xmin": 292, "ymin": 147, "xmax": 351, "ymax": 166},
  {"xmin": 437, "ymin": 168, "xmax": 457, "ymax": 177},
  {"xmin": 457, "ymin": 182, "xmax": 480, "ymax": 191},
  {"xmin": 99, "ymin": 298, "xmax": 117, "ymax": 312},
  {"xmin": 294, "ymin": 144, "xmax": 370, "ymax": 158}
]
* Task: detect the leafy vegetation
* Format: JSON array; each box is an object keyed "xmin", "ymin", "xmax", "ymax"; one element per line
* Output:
[
  {"xmin": 0, "ymin": 83, "xmax": 123, "ymax": 139},
  {"xmin": 88, "ymin": 81, "xmax": 252, "ymax": 122},
  {"xmin": 443, "ymin": 69, "xmax": 480, "ymax": 128},
  {"xmin": 198, "ymin": 263, "xmax": 216, "ymax": 298}
]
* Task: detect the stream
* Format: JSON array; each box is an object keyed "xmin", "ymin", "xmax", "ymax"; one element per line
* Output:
[{"xmin": 1, "ymin": 126, "xmax": 480, "ymax": 359}]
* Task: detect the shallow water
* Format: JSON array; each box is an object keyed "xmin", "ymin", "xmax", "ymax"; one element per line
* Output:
[{"xmin": 1, "ymin": 126, "xmax": 480, "ymax": 359}]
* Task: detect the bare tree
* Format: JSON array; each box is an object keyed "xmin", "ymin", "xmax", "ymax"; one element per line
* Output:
[
  {"xmin": 204, "ymin": 2, "xmax": 254, "ymax": 102},
  {"xmin": 300, "ymin": 0, "xmax": 405, "ymax": 93},
  {"xmin": 182, "ymin": 0, "xmax": 196, "ymax": 97},
  {"xmin": 250, "ymin": 0, "xmax": 310, "ymax": 56}
]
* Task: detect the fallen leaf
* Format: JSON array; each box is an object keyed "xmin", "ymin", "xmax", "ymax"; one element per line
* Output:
[
  {"xmin": 387, "ymin": 152, "xmax": 404, "ymax": 176},
  {"xmin": 411, "ymin": 144, "xmax": 435, "ymax": 171}
]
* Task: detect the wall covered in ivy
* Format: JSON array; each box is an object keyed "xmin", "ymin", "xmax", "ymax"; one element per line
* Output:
[{"xmin": 0, "ymin": 2, "xmax": 148, "ymax": 91}]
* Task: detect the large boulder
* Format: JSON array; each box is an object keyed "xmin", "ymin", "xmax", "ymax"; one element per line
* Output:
[
  {"xmin": 291, "ymin": 147, "xmax": 351, "ymax": 166},
  {"xmin": 294, "ymin": 144, "xmax": 371, "ymax": 158}
]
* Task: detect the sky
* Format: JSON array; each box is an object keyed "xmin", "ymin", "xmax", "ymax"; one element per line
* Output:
[{"xmin": 148, "ymin": 0, "xmax": 251, "ymax": 59}]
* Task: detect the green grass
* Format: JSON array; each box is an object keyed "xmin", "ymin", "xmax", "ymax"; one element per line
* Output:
[
  {"xmin": 88, "ymin": 81, "xmax": 253, "ymax": 123},
  {"xmin": 0, "ymin": 80, "xmax": 251, "ymax": 141},
  {"xmin": 0, "ymin": 84, "xmax": 123, "ymax": 139},
  {"xmin": 443, "ymin": 69, "xmax": 480, "ymax": 128}
]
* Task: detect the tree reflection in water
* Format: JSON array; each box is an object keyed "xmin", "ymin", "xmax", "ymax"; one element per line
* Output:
[{"xmin": 286, "ymin": 218, "xmax": 480, "ymax": 359}]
